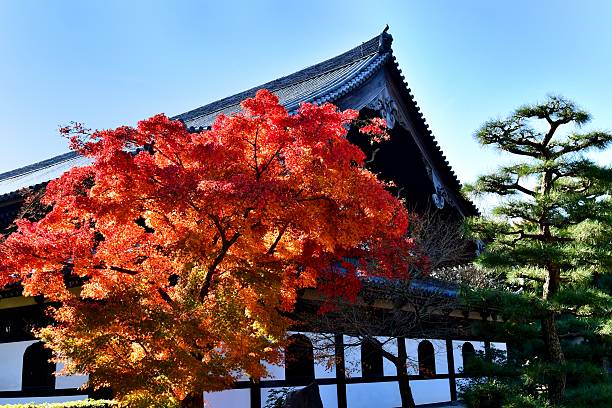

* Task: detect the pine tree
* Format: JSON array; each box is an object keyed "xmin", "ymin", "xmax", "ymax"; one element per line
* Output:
[{"xmin": 465, "ymin": 96, "xmax": 612, "ymax": 405}]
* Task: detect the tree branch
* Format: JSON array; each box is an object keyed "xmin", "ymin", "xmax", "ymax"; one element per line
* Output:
[
  {"xmin": 267, "ymin": 224, "xmax": 288, "ymax": 255},
  {"xmin": 198, "ymin": 231, "xmax": 240, "ymax": 302},
  {"xmin": 258, "ymin": 145, "xmax": 284, "ymax": 177}
]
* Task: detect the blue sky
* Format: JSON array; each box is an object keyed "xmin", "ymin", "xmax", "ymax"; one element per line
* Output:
[{"xmin": 1, "ymin": 0, "xmax": 611, "ymax": 188}]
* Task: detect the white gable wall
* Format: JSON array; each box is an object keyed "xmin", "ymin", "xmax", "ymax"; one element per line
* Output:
[
  {"xmin": 0, "ymin": 340, "xmax": 38, "ymax": 391},
  {"xmin": 0, "ymin": 340, "xmax": 87, "ymax": 392}
]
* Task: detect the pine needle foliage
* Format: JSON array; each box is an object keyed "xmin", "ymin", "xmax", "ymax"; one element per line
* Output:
[{"xmin": 464, "ymin": 96, "xmax": 612, "ymax": 406}]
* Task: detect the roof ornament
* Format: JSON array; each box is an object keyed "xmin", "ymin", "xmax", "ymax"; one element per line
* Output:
[
  {"xmin": 427, "ymin": 166, "xmax": 447, "ymax": 209},
  {"xmin": 378, "ymin": 24, "xmax": 393, "ymax": 54}
]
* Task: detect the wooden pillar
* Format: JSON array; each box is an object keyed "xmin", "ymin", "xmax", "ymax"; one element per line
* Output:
[
  {"xmin": 484, "ymin": 340, "xmax": 492, "ymax": 362},
  {"xmin": 445, "ymin": 338, "xmax": 457, "ymax": 401},
  {"xmin": 250, "ymin": 378, "xmax": 261, "ymax": 408},
  {"xmin": 335, "ymin": 334, "xmax": 348, "ymax": 408}
]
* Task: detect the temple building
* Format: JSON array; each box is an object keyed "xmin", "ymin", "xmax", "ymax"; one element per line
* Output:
[{"xmin": 0, "ymin": 30, "xmax": 503, "ymax": 407}]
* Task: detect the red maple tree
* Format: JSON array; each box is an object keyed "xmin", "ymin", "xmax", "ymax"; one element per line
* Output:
[{"xmin": 0, "ymin": 90, "xmax": 418, "ymax": 407}]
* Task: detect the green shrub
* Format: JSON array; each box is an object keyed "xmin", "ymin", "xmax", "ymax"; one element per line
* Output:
[
  {"xmin": 263, "ymin": 388, "xmax": 292, "ymax": 408},
  {"xmin": 562, "ymin": 382, "xmax": 612, "ymax": 408},
  {"xmin": 503, "ymin": 394, "xmax": 550, "ymax": 408},
  {"xmin": 461, "ymin": 380, "xmax": 550, "ymax": 408},
  {"xmin": 461, "ymin": 380, "xmax": 509, "ymax": 408}
]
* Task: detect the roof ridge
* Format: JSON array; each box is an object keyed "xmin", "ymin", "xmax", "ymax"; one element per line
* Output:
[
  {"xmin": 173, "ymin": 35, "xmax": 381, "ymax": 123},
  {"xmin": 0, "ymin": 151, "xmax": 79, "ymax": 182},
  {"xmin": 190, "ymin": 55, "xmax": 376, "ymax": 121}
]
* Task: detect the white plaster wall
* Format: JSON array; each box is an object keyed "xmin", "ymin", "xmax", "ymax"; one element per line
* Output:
[
  {"xmin": 491, "ymin": 342, "xmax": 506, "ymax": 351},
  {"xmin": 204, "ymin": 388, "xmax": 250, "ymax": 408},
  {"xmin": 318, "ymin": 384, "xmax": 338, "ymax": 408},
  {"xmin": 411, "ymin": 378, "xmax": 451, "ymax": 405},
  {"xmin": 340, "ymin": 336, "xmax": 399, "ymax": 377},
  {"xmin": 0, "ymin": 340, "xmax": 37, "ymax": 391},
  {"xmin": 453, "ymin": 340, "xmax": 466, "ymax": 373},
  {"xmin": 55, "ymin": 361, "xmax": 88, "ymax": 389},
  {"xmin": 452, "ymin": 340, "xmax": 485, "ymax": 373},
  {"xmin": 263, "ymin": 332, "xmax": 335, "ymax": 380},
  {"xmin": 262, "ymin": 385, "xmax": 337, "ymax": 408},
  {"xmin": 405, "ymin": 339, "xmax": 448, "ymax": 375},
  {"xmin": 405, "ymin": 339, "xmax": 420, "ymax": 375},
  {"xmin": 379, "ymin": 337, "xmax": 397, "ymax": 377},
  {"xmin": 347, "ymin": 382, "xmax": 401, "ymax": 408},
  {"xmin": 310, "ymin": 333, "xmax": 335, "ymax": 379},
  {"xmin": 488, "ymin": 342, "xmax": 508, "ymax": 366},
  {"xmin": 491, "ymin": 342, "xmax": 507, "ymax": 355},
  {"xmin": 0, "ymin": 396, "xmax": 87, "ymax": 404},
  {"xmin": 262, "ymin": 360, "xmax": 285, "ymax": 381},
  {"xmin": 431, "ymin": 339, "xmax": 448, "ymax": 375},
  {"xmin": 0, "ymin": 341, "xmax": 91, "ymax": 392},
  {"xmin": 342, "ymin": 336, "xmax": 362, "ymax": 377}
]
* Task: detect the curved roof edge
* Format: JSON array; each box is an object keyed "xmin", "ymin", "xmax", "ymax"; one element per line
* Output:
[
  {"xmin": 383, "ymin": 55, "xmax": 480, "ymax": 215},
  {"xmin": 173, "ymin": 35, "xmax": 382, "ymax": 126}
]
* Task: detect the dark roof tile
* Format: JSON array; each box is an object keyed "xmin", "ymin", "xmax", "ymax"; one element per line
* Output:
[
  {"xmin": 174, "ymin": 36, "xmax": 385, "ymax": 128},
  {"xmin": 0, "ymin": 152, "xmax": 90, "ymax": 200}
]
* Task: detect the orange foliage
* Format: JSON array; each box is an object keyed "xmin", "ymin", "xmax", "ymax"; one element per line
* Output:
[{"xmin": 0, "ymin": 90, "xmax": 418, "ymax": 403}]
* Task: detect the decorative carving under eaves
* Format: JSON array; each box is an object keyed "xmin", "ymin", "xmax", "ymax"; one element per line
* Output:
[
  {"xmin": 365, "ymin": 86, "xmax": 461, "ymax": 213},
  {"xmin": 426, "ymin": 165, "xmax": 449, "ymax": 209},
  {"xmin": 366, "ymin": 87, "xmax": 404, "ymax": 129}
]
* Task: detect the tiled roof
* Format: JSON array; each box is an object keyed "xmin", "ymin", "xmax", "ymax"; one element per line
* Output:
[
  {"xmin": 366, "ymin": 277, "xmax": 459, "ymax": 298},
  {"xmin": 0, "ymin": 31, "xmax": 477, "ymax": 214},
  {"xmin": 173, "ymin": 36, "xmax": 385, "ymax": 129},
  {"xmin": 0, "ymin": 35, "xmax": 388, "ymax": 201},
  {"xmin": 0, "ymin": 152, "xmax": 91, "ymax": 200}
]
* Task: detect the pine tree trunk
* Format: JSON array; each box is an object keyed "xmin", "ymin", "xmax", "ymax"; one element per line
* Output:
[
  {"xmin": 397, "ymin": 338, "xmax": 416, "ymax": 408},
  {"xmin": 542, "ymin": 312, "xmax": 566, "ymax": 404},
  {"xmin": 542, "ymin": 263, "xmax": 566, "ymax": 404},
  {"xmin": 181, "ymin": 392, "xmax": 204, "ymax": 408}
]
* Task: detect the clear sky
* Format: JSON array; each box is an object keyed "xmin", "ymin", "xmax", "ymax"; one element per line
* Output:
[{"xmin": 1, "ymin": 0, "xmax": 611, "ymax": 189}]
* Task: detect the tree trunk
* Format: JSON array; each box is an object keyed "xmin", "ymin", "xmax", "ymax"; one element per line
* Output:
[
  {"xmin": 542, "ymin": 263, "xmax": 566, "ymax": 404},
  {"xmin": 181, "ymin": 392, "xmax": 204, "ymax": 408},
  {"xmin": 542, "ymin": 312, "xmax": 566, "ymax": 404},
  {"xmin": 397, "ymin": 337, "xmax": 416, "ymax": 408},
  {"xmin": 397, "ymin": 369, "xmax": 416, "ymax": 408}
]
